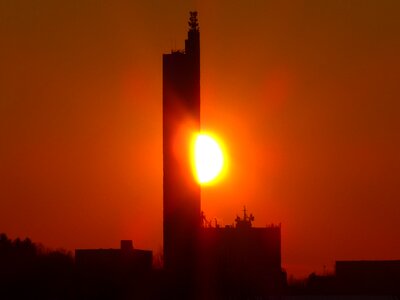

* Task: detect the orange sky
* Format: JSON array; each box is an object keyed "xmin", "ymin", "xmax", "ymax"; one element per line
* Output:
[{"xmin": 1, "ymin": 0, "xmax": 400, "ymax": 278}]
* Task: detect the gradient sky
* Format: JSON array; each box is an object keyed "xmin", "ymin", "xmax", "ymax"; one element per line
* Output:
[{"xmin": 1, "ymin": 0, "xmax": 400, "ymax": 278}]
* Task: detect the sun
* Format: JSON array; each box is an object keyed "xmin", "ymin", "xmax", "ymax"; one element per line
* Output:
[{"xmin": 193, "ymin": 133, "xmax": 224, "ymax": 184}]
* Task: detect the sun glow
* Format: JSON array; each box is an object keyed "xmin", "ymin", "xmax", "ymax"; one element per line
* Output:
[{"xmin": 193, "ymin": 133, "xmax": 225, "ymax": 184}]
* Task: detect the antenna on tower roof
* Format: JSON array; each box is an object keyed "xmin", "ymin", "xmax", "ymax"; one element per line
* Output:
[{"xmin": 189, "ymin": 11, "xmax": 199, "ymax": 32}]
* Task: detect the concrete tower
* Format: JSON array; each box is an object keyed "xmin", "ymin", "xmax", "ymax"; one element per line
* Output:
[{"xmin": 162, "ymin": 12, "xmax": 201, "ymax": 275}]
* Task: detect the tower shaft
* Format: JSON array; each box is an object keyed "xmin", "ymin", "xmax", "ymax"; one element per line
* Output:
[{"xmin": 162, "ymin": 12, "xmax": 201, "ymax": 276}]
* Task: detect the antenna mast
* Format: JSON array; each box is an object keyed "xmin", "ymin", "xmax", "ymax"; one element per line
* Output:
[{"xmin": 189, "ymin": 11, "xmax": 199, "ymax": 32}]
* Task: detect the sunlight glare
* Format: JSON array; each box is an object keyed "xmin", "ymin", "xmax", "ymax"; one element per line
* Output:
[{"xmin": 194, "ymin": 133, "xmax": 224, "ymax": 184}]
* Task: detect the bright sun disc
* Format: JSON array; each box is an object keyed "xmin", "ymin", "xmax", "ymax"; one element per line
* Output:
[{"xmin": 194, "ymin": 134, "xmax": 224, "ymax": 184}]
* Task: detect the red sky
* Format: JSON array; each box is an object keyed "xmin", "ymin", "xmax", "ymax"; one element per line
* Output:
[{"xmin": 1, "ymin": 0, "xmax": 400, "ymax": 278}]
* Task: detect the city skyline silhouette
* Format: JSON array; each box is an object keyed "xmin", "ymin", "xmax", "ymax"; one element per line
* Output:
[{"xmin": 1, "ymin": 1, "xmax": 400, "ymax": 281}]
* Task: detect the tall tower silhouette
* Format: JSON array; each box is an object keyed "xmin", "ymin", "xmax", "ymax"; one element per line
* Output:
[{"xmin": 162, "ymin": 12, "xmax": 200, "ymax": 276}]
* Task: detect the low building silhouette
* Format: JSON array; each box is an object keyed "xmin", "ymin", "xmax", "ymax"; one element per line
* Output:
[
  {"xmin": 303, "ymin": 260, "xmax": 400, "ymax": 296},
  {"xmin": 199, "ymin": 208, "xmax": 286, "ymax": 296},
  {"xmin": 75, "ymin": 240, "xmax": 153, "ymax": 298},
  {"xmin": 75, "ymin": 240, "xmax": 152, "ymax": 277},
  {"xmin": 335, "ymin": 260, "xmax": 400, "ymax": 294}
]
